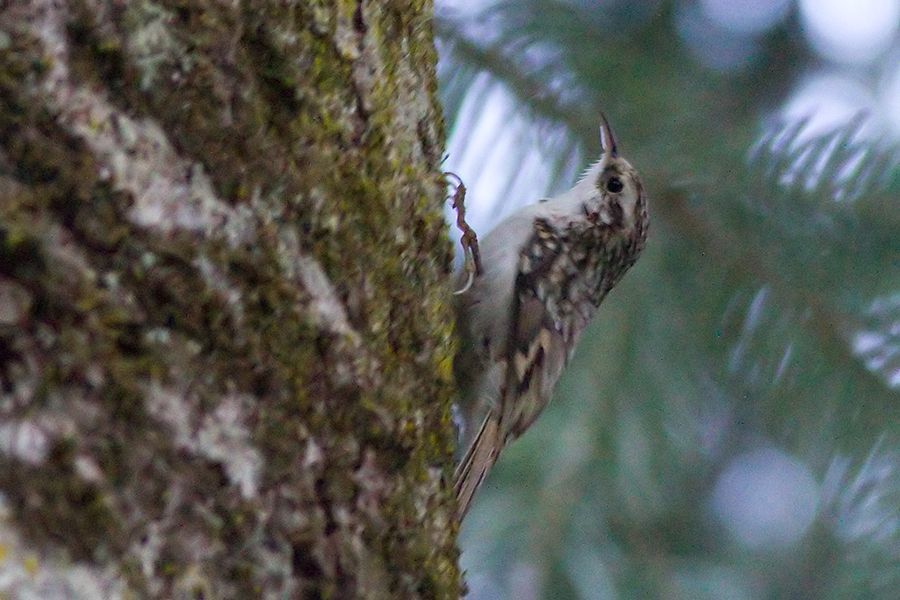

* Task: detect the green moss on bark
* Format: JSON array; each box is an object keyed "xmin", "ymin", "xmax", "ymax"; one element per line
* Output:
[{"xmin": 0, "ymin": 0, "xmax": 459, "ymax": 597}]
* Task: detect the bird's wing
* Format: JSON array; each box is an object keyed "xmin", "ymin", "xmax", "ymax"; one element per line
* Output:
[
  {"xmin": 454, "ymin": 217, "xmax": 590, "ymax": 518},
  {"xmin": 455, "ymin": 218, "xmax": 569, "ymax": 519},
  {"xmin": 499, "ymin": 218, "xmax": 571, "ymax": 441}
]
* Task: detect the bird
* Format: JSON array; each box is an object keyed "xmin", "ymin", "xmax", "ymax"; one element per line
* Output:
[{"xmin": 453, "ymin": 114, "xmax": 649, "ymax": 519}]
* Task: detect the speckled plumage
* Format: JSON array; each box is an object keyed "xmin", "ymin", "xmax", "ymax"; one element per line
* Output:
[{"xmin": 454, "ymin": 117, "xmax": 648, "ymax": 518}]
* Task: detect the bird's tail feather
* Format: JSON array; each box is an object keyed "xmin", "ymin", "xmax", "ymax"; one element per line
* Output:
[{"xmin": 454, "ymin": 414, "xmax": 501, "ymax": 519}]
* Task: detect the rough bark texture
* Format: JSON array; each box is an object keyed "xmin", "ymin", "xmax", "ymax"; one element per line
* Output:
[{"xmin": 0, "ymin": 1, "xmax": 459, "ymax": 597}]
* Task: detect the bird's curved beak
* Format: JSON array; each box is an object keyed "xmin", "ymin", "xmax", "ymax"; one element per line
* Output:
[{"xmin": 599, "ymin": 113, "xmax": 619, "ymax": 158}]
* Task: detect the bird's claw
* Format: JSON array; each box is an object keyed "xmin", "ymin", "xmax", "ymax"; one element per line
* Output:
[{"xmin": 445, "ymin": 172, "xmax": 483, "ymax": 295}]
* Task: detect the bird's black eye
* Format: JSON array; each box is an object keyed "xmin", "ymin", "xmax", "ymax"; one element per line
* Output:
[{"xmin": 607, "ymin": 177, "xmax": 624, "ymax": 193}]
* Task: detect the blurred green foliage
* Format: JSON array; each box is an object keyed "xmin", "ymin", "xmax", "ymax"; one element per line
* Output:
[{"xmin": 437, "ymin": 1, "xmax": 900, "ymax": 598}]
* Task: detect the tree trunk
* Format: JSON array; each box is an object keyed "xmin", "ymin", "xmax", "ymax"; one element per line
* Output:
[{"xmin": 0, "ymin": 1, "xmax": 459, "ymax": 597}]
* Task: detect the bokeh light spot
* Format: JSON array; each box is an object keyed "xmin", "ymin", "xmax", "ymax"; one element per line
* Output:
[
  {"xmin": 676, "ymin": 2, "xmax": 761, "ymax": 72},
  {"xmin": 699, "ymin": 0, "xmax": 791, "ymax": 34},
  {"xmin": 711, "ymin": 448, "xmax": 819, "ymax": 550},
  {"xmin": 799, "ymin": 0, "xmax": 900, "ymax": 64}
]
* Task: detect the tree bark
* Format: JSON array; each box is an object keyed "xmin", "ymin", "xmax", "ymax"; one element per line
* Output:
[{"xmin": 0, "ymin": 1, "xmax": 459, "ymax": 597}]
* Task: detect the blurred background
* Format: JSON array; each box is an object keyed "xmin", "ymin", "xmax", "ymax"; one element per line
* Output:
[{"xmin": 435, "ymin": 1, "xmax": 900, "ymax": 598}]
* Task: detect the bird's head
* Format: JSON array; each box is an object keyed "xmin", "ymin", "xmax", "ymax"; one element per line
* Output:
[{"xmin": 582, "ymin": 114, "xmax": 647, "ymax": 236}]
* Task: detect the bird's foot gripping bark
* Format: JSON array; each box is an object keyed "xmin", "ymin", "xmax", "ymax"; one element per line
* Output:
[{"xmin": 445, "ymin": 172, "xmax": 482, "ymax": 295}]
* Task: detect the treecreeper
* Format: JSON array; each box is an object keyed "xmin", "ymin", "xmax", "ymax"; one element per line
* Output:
[{"xmin": 452, "ymin": 114, "xmax": 649, "ymax": 519}]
